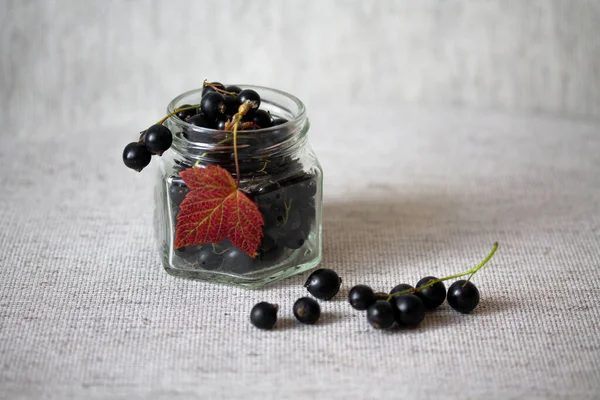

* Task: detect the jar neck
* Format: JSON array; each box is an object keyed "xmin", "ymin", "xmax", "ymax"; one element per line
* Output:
[{"xmin": 164, "ymin": 85, "xmax": 309, "ymax": 167}]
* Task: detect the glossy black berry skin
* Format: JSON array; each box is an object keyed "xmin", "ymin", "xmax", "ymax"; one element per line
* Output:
[
  {"xmin": 175, "ymin": 104, "xmax": 197, "ymax": 120},
  {"xmin": 123, "ymin": 142, "xmax": 152, "ymax": 172},
  {"xmin": 143, "ymin": 124, "xmax": 173, "ymax": 155},
  {"xmin": 293, "ymin": 297, "xmax": 321, "ymax": 325},
  {"xmin": 238, "ymin": 89, "xmax": 261, "ymax": 110},
  {"xmin": 250, "ymin": 302, "xmax": 278, "ymax": 329},
  {"xmin": 366, "ymin": 300, "xmax": 395, "ymax": 329},
  {"xmin": 447, "ymin": 280, "xmax": 480, "ymax": 313},
  {"xmin": 200, "ymin": 92, "xmax": 226, "ymax": 120},
  {"xmin": 214, "ymin": 114, "xmax": 231, "ymax": 131},
  {"xmin": 391, "ymin": 294, "xmax": 425, "ymax": 326},
  {"xmin": 252, "ymin": 109, "xmax": 272, "ymax": 128},
  {"xmin": 304, "ymin": 268, "xmax": 342, "ymax": 300},
  {"xmin": 202, "ymin": 82, "xmax": 225, "ymax": 97},
  {"xmin": 223, "ymin": 95, "xmax": 238, "ymax": 115},
  {"xmin": 187, "ymin": 113, "xmax": 212, "ymax": 128},
  {"xmin": 225, "ymin": 85, "xmax": 242, "ymax": 94},
  {"xmin": 415, "ymin": 276, "xmax": 447, "ymax": 310},
  {"xmin": 272, "ymin": 118, "xmax": 288, "ymax": 126},
  {"xmin": 348, "ymin": 284, "xmax": 376, "ymax": 310},
  {"xmin": 390, "ymin": 283, "xmax": 414, "ymax": 295}
]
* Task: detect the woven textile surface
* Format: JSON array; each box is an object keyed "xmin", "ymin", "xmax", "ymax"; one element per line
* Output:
[{"xmin": 1, "ymin": 1, "xmax": 600, "ymax": 399}]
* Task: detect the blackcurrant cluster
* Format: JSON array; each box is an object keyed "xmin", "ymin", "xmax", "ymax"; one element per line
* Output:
[
  {"xmin": 179, "ymin": 81, "xmax": 287, "ymax": 130},
  {"xmin": 123, "ymin": 124, "xmax": 173, "ymax": 172},
  {"xmin": 349, "ymin": 277, "xmax": 481, "ymax": 330},
  {"xmin": 250, "ymin": 243, "xmax": 498, "ymax": 332},
  {"xmin": 169, "ymin": 172, "xmax": 318, "ymax": 273},
  {"xmin": 250, "ymin": 269, "xmax": 341, "ymax": 329},
  {"xmin": 122, "ymin": 81, "xmax": 289, "ymax": 173}
]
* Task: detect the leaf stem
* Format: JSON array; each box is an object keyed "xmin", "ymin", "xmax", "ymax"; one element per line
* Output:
[{"xmin": 386, "ymin": 242, "xmax": 498, "ymax": 301}]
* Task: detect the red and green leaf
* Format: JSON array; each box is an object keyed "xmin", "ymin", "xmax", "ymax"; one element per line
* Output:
[{"xmin": 174, "ymin": 165, "xmax": 264, "ymax": 257}]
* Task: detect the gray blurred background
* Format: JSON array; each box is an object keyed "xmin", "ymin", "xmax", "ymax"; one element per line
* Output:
[{"xmin": 1, "ymin": 0, "xmax": 599, "ymax": 141}]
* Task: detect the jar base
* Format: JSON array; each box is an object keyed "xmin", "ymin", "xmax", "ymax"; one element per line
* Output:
[{"xmin": 160, "ymin": 251, "xmax": 323, "ymax": 289}]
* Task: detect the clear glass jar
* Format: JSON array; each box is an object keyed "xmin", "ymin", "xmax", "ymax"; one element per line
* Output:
[{"xmin": 153, "ymin": 85, "xmax": 323, "ymax": 288}]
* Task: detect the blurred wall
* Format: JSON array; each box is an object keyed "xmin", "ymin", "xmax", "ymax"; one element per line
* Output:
[{"xmin": 1, "ymin": 0, "xmax": 599, "ymax": 139}]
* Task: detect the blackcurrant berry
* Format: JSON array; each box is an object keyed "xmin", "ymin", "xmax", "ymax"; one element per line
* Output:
[
  {"xmin": 251, "ymin": 109, "xmax": 273, "ymax": 128},
  {"xmin": 284, "ymin": 229, "xmax": 306, "ymax": 249},
  {"xmin": 348, "ymin": 284, "xmax": 376, "ymax": 310},
  {"xmin": 255, "ymin": 235, "xmax": 285, "ymax": 262},
  {"xmin": 143, "ymin": 124, "xmax": 173, "ymax": 155},
  {"xmin": 197, "ymin": 244, "xmax": 224, "ymax": 270},
  {"xmin": 175, "ymin": 104, "xmax": 197, "ymax": 120},
  {"xmin": 304, "ymin": 268, "xmax": 342, "ymax": 300},
  {"xmin": 202, "ymin": 82, "xmax": 225, "ymax": 97},
  {"xmin": 187, "ymin": 113, "xmax": 212, "ymax": 128},
  {"xmin": 293, "ymin": 297, "xmax": 321, "ymax": 325},
  {"xmin": 200, "ymin": 92, "xmax": 226, "ymax": 120},
  {"xmin": 174, "ymin": 245, "xmax": 202, "ymax": 262},
  {"xmin": 225, "ymin": 85, "xmax": 242, "ymax": 94},
  {"xmin": 366, "ymin": 300, "xmax": 395, "ymax": 329},
  {"xmin": 415, "ymin": 276, "xmax": 446, "ymax": 309},
  {"xmin": 224, "ymin": 95, "xmax": 238, "ymax": 115},
  {"xmin": 214, "ymin": 114, "xmax": 231, "ymax": 131},
  {"xmin": 447, "ymin": 280, "xmax": 480, "ymax": 313},
  {"xmin": 250, "ymin": 302, "xmax": 278, "ymax": 330},
  {"xmin": 272, "ymin": 118, "xmax": 288, "ymax": 126},
  {"xmin": 238, "ymin": 89, "xmax": 261, "ymax": 110},
  {"xmin": 123, "ymin": 142, "xmax": 152, "ymax": 172},
  {"xmin": 390, "ymin": 283, "xmax": 414, "ymax": 295},
  {"xmin": 391, "ymin": 294, "xmax": 425, "ymax": 326},
  {"xmin": 169, "ymin": 181, "xmax": 189, "ymax": 207},
  {"xmin": 223, "ymin": 247, "xmax": 254, "ymax": 274}
]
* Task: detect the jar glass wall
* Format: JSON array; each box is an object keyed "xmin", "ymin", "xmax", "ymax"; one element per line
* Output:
[{"xmin": 153, "ymin": 86, "xmax": 323, "ymax": 288}]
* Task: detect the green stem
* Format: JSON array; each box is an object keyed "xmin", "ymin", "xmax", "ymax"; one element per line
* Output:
[
  {"xmin": 232, "ymin": 114, "xmax": 241, "ymax": 187},
  {"xmin": 157, "ymin": 105, "xmax": 201, "ymax": 125},
  {"xmin": 387, "ymin": 242, "xmax": 498, "ymax": 301}
]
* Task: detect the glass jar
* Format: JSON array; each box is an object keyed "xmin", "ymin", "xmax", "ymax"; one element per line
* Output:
[{"xmin": 153, "ymin": 85, "xmax": 323, "ymax": 288}]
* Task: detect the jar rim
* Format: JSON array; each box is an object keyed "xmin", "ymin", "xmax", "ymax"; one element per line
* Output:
[{"xmin": 166, "ymin": 84, "xmax": 306, "ymax": 135}]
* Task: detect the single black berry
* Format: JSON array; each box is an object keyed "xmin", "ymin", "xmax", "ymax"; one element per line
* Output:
[
  {"xmin": 272, "ymin": 118, "xmax": 288, "ymax": 126},
  {"xmin": 348, "ymin": 284, "xmax": 376, "ymax": 310},
  {"xmin": 304, "ymin": 268, "xmax": 342, "ymax": 300},
  {"xmin": 366, "ymin": 300, "xmax": 395, "ymax": 329},
  {"xmin": 225, "ymin": 85, "xmax": 242, "ymax": 94},
  {"xmin": 391, "ymin": 294, "xmax": 425, "ymax": 326},
  {"xmin": 250, "ymin": 302, "xmax": 278, "ymax": 329},
  {"xmin": 223, "ymin": 247, "xmax": 254, "ymax": 274},
  {"xmin": 284, "ymin": 229, "xmax": 306, "ymax": 249},
  {"xmin": 143, "ymin": 124, "xmax": 173, "ymax": 155},
  {"xmin": 187, "ymin": 113, "xmax": 211, "ymax": 128},
  {"xmin": 202, "ymin": 82, "xmax": 225, "ymax": 97},
  {"xmin": 223, "ymin": 95, "xmax": 238, "ymax": 115},
  {"xmin": 390, "ymin": 283, "xmax": 414, "ymax": 295},
  {"xmin": 197, "ymin": 244, "xmax": 224, "ymax": 270},
  {"xmin": 415, "ymin": 276, "xmax": 446, "ymax": 309},
  {"xmin": 175, "ymin": 104, "xmax": 197, "ymax": 120},
  {"xmin": 447, "ymin": 280, "xmax": 480, "ymax": 313},
  {"xmin": 238, "ymin": 89, "xmax": 261, "ymax": 110},
  {"xmin": 251, "ymin": 109, "xmax": 273, "ymax": 128},
  {"xmin": 293, "ymin": 297, "xmax": 321, "ymax": 325},
  {"xmin": 169, "ymin": 181, "xmax": 189, "ymax": 207},
  {"xmin": 123, "ymin": 142, "xmax": 152, "ymax": 172},
  {"xmin": 214, "ymin": 114, "xmax": 231, "ymax": 131},
  {"xmin": 200, "ymin": 92, "xmax": 226, "ymax": 120}
]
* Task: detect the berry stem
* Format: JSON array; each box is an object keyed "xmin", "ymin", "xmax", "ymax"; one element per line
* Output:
[
  {"xmin": 157, "ymin": 105, "xmax": 201, "ymax": 126},
  {"xmin": 232, "ymin": 114, "xmax": 242, "ymax": 187},
  {"xmin": 387, "ymin": 242, "xmax": 498, "ymax": 301},
  {"xmin": 203, "ymin": 80, "xmax": 238, "ymax": 97}
]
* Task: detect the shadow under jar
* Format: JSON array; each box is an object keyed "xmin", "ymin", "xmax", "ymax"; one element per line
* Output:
[{"xmin": 154, "ymin": 85, "xmax": 323, "ymax": 288}]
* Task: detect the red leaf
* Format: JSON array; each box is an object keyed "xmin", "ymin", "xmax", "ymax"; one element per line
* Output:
[{"xmin": 174, "ymin": 165, "xmax": 264, "ymax": 257}]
